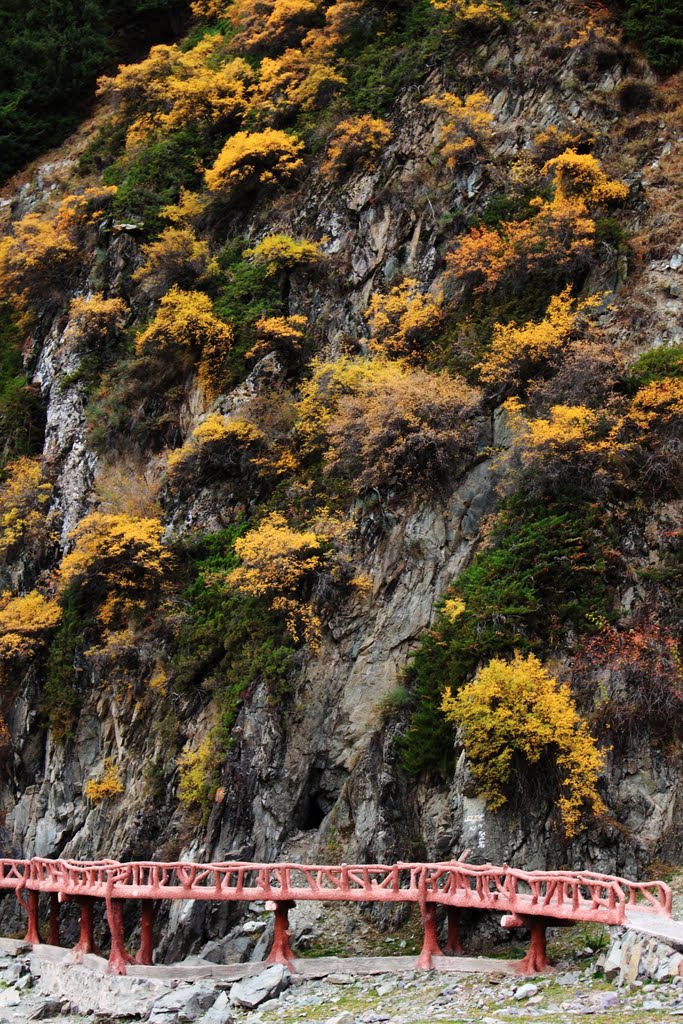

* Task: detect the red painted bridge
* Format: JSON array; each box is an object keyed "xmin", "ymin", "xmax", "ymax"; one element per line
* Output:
[{"xmin": 0, "ymin": 857, "xmax": 673, "ymax": 976}]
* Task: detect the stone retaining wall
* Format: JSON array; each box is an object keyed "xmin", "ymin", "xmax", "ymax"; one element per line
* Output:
[{"xmin": 599, "ymin": 927, "xmax": 683, "ymax": 985}]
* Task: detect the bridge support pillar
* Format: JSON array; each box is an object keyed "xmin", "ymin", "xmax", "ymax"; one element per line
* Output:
[
  {"xmin": 416, "ymin": 903, "xmax": 443, "ymax": 969},
  {"xmin": 106, "ymin": 898, "xmax": 134, "ymax": 976},
  {"xmin": 48, "ymin": 893, "xmax": 60, "ymax": 946},
  {"xmin": 265, "ymin": 899, "xmax": 296, "ymax": 968},
  {"xmin": 24, "ymin": 890, "xmax": 41, "ymax": 945},
  {"xmin": 503, "ymin": 913, "xmax": 558, "ymax": 974},
  {"xmin": 518, "ymin": 917, "xmax": 549, "ymax": 974},
  {"xmin": 445, "ymin": 907, "xmax": 463, "ymax": 955},
  {"xmin": 73, "ymin": 897, "xmax": 101, "ymax": 958},
  {"xmin": 136, "ymin": 900, "xmax": 156, "ymax": 965}
]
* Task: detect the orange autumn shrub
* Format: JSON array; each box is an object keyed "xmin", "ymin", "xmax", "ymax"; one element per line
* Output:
[
  {"xmin": 321, "ymin": 116, "xmax": 392, "ymax": 178},
  {"xmin": 446, "ymin": 149, "xmax": 627, "ymax": 295}
]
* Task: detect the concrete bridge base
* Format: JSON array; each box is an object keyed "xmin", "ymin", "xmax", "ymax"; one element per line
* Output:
[{"xmin": 12, "ymin": 939, "xmax": 520, "ymax": 982}]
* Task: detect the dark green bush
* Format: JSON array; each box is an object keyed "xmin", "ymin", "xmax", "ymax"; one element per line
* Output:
[
  {"xmin": 619, "ymin": 0, "xmax": 683, "ymax": 75},
  {"xmin": 341, "ymin": 0, "xmax": 447, "ymax": 115},
  {"xmin": 78, "ymin": 121, "xmax": 128, "ymax": 176},
  {"xmin": 626, "ymin": 344, "xmax": 683, "ymax": 390},
  {"xmin": 104, "ymin": 130, "xmax": 208, "ymax": 233},
  {"xmin": 0, "ymin": 309, "xmax": 45, "ymax": 469},
  {"xmin": 174, "ymin": 525, "xmax": 295, "ymax": 750},
  {"xmin": 212, "ymin": 238, "xmax": 285, "ymax": 379},
  {"xmin": 0, "ymin": 0, "xmax": 188, "ymax": 183},
  {"xmin": 398, "ymin": 496, "xmax": 617, "ymax": 776},
  {"xmin": 43, "ymin": 585, "xmax": 94, "ymax": 738}
]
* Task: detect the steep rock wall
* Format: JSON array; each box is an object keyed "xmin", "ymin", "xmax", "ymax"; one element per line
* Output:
[{"xmin": 0, "ymin": 0, "xmax": 681, "ymax": 959}]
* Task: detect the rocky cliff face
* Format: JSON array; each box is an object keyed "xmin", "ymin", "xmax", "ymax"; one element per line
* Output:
[{"xmin": 0, "ymin": 0, "xmax": 681, "ymax": 960}]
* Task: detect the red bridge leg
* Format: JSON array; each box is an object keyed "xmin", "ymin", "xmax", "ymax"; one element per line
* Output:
[
  {"xmin": 416, "ymin": 903, "xmax": 442, "ymax": 969},
  {"xmin": 517, "ymin": 917, "xmax": 550, "ymax": 975},
  {"xmin": 265, "ymin": 899, "xmax": 296, "ymax": 967},
  {"xmin": 136, "ymin": 900, "xmax": 156, "ymax": 965},
  {"xmin": 48, "ymin": 893, "xmax": 60, "ymax": 946},
  {"xmin": 25, "ymin": 891, "xmax": 41, "ymax": 945},
  {"xmin": 73, "ymin": 897, "xmax": 101, "ymax": 958},
  {"xmin": 445, "ymin": 907, "xmax": 463, "ymax": 955},
  {"xmin": 106, "ymin": 898, "xmax": 134, "ymax": 975}
]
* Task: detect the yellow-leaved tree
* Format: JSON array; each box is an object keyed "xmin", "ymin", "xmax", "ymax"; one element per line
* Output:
[
  {"xmin": 543, "ymin": 149, "xmax": 629, "ymax": 206},
  {"xmin": 504, "ymin": 398, "xmax": 616, "ymax": 496},
  {"xmin": 243, "ymin": 234, "xmax": 323, "ymax": 275},
  {"xmin": 67, "ymin": 294, "xmax": 127, "ymax": 348},
  {"xmin": 132, "ymin": 226, "xmax": 217, "ymax": 298},
  {"xmin": 84, "ymin": 758, "xmax": 125, "ymax": 803},
  {"xmin": 429, "ymin": 0, "xmax": 509, "ymax": 28},
  {"xmin": 476, "ymin": 286, "xmax": 597, "ymax": 387},
  {"xmin": 613, "ymin": 377, "xmax": 683, "ymax": 491},
  {"xmin": 422, "ymin": 91, "xmax": 494, "ymax": 167},
  {"xmin": 57, "ymin": 512, "xmax": 172, "ymax": 628},
  {"xmin": 254, "ymin": 49, "xmax": 346, "ymax": 121},
  {"xmin": 446, "ymin": 149, "xmax": 627, "ymax": 295},
  {"xmin": 0, "ymin": 188, "xmax": 116, "ymax": 321},
  {"xmin": 441, "ymin": 651, "xmax": 605, "ymax": 837},
  {"xmin": 296, "ymin": 357, "xmax": 481, "ymax": 493},
  {"xmin": 365, "ymin": 278, "xmax": 443, "ymax": 360},
  {"xmin": 167, "ymin": 415, "xmax": 268, "ymax": 485},
  {"xmin": 135, "ymin": 286, "xmax": 233, "ymax": 397},
  {"xmin": 97, "ymin": 39, "xmax": 253, "ymax": 146},
  {"xmin": 227, "ymin": 0, "xmax": 322, "ymax": 55},
  {"xmin": 0, "ymin": 591, "xmax": 62, "ymax": 660},
  {"xmin": 247, "ymin": 314, "xmax": 308, "ymax": 362},
  {"xmin": 0, "ymin": 216, "xmax": 78, "ymax": 321},
  {"xmin": 204, "ymin": 130, "xmax": 305, "ymax": 199},
  {"xmin": 227, "ymin": 512, "xmax": 330, "ymax": 646},
  {"xmin": 0, "ymin": 458, "xmax": 54, "ymax": 561}
]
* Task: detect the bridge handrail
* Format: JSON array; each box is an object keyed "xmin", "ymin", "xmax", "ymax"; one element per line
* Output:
[
  {"xmin": 504, "ymin": 867, "xmax": 671, "ymax": 917},
  {"xmin": 0, "ymin": 858, "xmax": 672, "ymax": 921}
]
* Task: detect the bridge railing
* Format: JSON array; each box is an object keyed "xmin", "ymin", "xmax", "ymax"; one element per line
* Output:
[
  {"xmin": 565, "ymin": 870, "xmax": 673, "ymax": 917},
  {"xmin": 0, "ymin": 859, "xmax": 29, "ymax": 889},
  {"xmin": 0, "ymin": 858, "xmax": 672, "ymax": 920}
]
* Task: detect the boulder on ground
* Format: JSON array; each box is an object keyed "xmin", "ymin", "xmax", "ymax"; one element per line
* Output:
[
  {"xmin": 148, "ymin": 982, "xmax": 218, "ymax": 1023},
  {"xmin": 229, "ymin": 965, "xmax": 291, "ymax": 1009}
]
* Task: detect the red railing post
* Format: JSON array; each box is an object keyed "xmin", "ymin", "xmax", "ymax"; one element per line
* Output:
[
  {"xmin": 106, "ymin": 898, "xmax": 133, "ymax": 975},
  {"xmin": 416, "ymin": 869, "xmax": 442, "ymax": 969},
  {"xmin": 73, "ymin": 896, "xmax": 100, "ymax": 957},
  {"xmin": 517, "ymin": 915, "xmax": 550, "ymax": 975},
  {"xmin": 416, "ymin": 902, "xmax": 442, "ymax": 968}
]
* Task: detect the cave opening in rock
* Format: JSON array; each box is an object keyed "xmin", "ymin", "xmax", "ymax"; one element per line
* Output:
[{"xmin": 296, "ymin": 792, "xmax": 328, "ymax": 831}]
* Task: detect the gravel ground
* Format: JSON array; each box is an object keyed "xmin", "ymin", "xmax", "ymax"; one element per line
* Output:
[{"xmin": 2, "ymin": 954, "xmax": 683, "ymax": 1023}]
